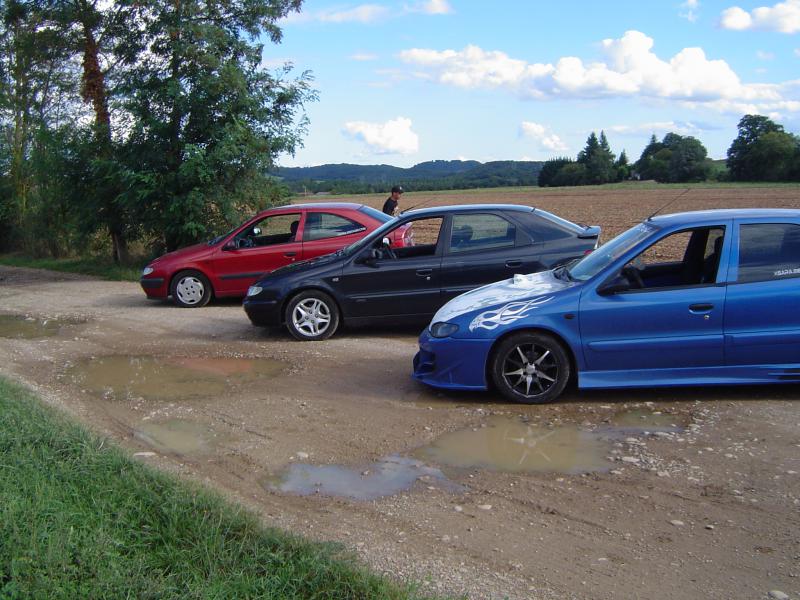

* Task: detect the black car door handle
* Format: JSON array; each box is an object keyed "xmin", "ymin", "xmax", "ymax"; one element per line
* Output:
[
  {"xmin": 416, "ymin": 269, "xmax": 433, "ymax": 276},
  {"xmin": 284, "ymin": 251, "xmax": 297, "ymax": 257},
  {"xmin": 505, "ymin": 260, "xmax": 523, "ymax": 268},
  {"xmin": 689, "ymin": 303, "xmax": 714, "ymax": 312}
]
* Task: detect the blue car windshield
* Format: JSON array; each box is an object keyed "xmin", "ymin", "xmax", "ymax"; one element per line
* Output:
[{"xmin": 568, "ymin": 222, "xmax": 656, "ymax": 281}]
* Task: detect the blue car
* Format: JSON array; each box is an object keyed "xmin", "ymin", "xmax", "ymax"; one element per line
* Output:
[{"xmin": 413, "ymin": 209, "xmax": 800, "ymax": 404}]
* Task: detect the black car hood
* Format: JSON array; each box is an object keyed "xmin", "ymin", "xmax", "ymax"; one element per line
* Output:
[{"xmin": 260, "ymin": 250, "xmax": 345, "ymax": 281}]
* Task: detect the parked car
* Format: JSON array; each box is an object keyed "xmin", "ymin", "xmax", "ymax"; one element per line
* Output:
[
  {"xmin": 413, "ymin": 209, "xmax": 800, "ymax": 404},
  {"xmin": 243, "ymin": 204, "xmax": 600, "ymax": 340},
  {"xmin": 140, "ymin": 203, "xmax": 402, "ymax": 307}
]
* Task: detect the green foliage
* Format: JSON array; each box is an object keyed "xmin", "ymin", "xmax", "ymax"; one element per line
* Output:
[
  {"xmin": 726, "ymin": 114, "xmax": 800, "ymax": 181},
  {"xmin": 537, "ymin": 157, "xmax": 573, "ymax": 187},
  {"xmin": 278, "ymin": 160, "xmax": 543, "ymax": 194},
  {"xmin": 635, "ymin": 132, "xmax": 709, "ymax": 183},
  {"xmin": 0, "ymin": 376, "xmax": 436, "ymax": 600}
]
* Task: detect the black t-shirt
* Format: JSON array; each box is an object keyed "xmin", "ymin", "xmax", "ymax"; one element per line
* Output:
[{"xmin": 382, "ymin": 197, "xmax": 397, "ymax": 215}]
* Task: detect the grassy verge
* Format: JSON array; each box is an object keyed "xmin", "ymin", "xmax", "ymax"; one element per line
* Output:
[
  {"xmin": 0, "ymin": 377, "xmax": 438, "ymax": 600},
  {"xmin": 0, "ymin": 255, "xmax": 143, "ymax": 282}
]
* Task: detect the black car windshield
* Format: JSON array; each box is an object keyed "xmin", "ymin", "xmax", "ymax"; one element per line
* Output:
[
  {"xmin": 567, "ymin": 222, "xmax": 656, "ymax": 281},
  {"xmin": 340, "ymin": 218, "xmax": 398, "ymax": 256}
]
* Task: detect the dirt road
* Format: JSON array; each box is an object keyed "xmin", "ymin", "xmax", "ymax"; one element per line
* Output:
[{"xmin": 1, "ymin": 186, "xmax": 799, "ymax": 599}]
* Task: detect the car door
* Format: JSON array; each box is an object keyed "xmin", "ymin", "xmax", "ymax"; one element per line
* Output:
[
  {"xmin": 724, "ymin": 219, "xmax": 800, "ymax": 366},
  {"xmin": 338, "ymin": 216, "xmax": 445, "ymax": 318},
  {"xmin": 439, "ymin": 212, "xmax": 538, "ymax": 303},
  {"xmin": 579, "ymin": 224, "xmax": 729, "ymax": 372},
  {"xmin": 213, "ymin": 212, "xmax": 304, "ymax": 295},
  {"xmin": 301, "ymin": 210, "xmax": 370, "ymax": 260}
]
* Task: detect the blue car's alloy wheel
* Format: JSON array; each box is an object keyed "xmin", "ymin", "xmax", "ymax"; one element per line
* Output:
[{"xmin": 490, "ymin": 332, "xmax": 571, "ymax": 404}]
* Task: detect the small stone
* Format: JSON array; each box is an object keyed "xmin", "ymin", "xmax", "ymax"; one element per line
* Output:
[
  {"xmin": 610, "ymin": 469, "xmax": 624, "ymax": 475},
  {"xmin": 621, "ymin": 456, "xmax": 640, "ymax": 464},
  {"xmin": 296, "ymin": 451, "xmax": 309, "ymax": 459},
  {"xmin": 768, "ymin": 591, "xmax": 789, "ymax": 600},
  {"xmin": 133, "ymin": 451, "xmax": 156, "ymax": 458},
  {"xmin": 705, "ymin": 525, "xmax": 714, "ymax": 530},
  {"xmin": 670, "ymin": 520, "xmax": 685, "ymax": 527},
  {"xmin": 454, "ymin": 505, "xmax": 463, "ymax": 512},
  {"xmin": 477, "ymin": 504, "xmax": 492, "ymax": 510},
  {"xmin": 657, "ymin": 471, "xmax": 670, "ymax": 477}
]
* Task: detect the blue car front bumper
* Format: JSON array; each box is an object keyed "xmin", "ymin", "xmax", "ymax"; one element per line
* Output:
[{"xmin": 413, "ymin": 329, "xmax": 493, "ymax": 391}]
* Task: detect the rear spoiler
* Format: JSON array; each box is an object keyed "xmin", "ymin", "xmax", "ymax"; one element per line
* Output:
[{"xmin": 578, "ymin": 225, "xmax": 601, "ymax": 239}]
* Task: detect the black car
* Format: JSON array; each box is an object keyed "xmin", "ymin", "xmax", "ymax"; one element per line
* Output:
[{"xmin": 243, "ymin": 204, "xmax": 600, "ymax": 340}]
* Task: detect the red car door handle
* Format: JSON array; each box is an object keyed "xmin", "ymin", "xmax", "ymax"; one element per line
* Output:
[{"xmin": 284, "ymin": 252, "xmax": 297, "ymax": 257}]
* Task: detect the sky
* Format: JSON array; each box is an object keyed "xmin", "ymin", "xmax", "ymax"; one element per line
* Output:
[{"xmin": 269, "ymin": 0, "xmax": 800, "ymax": 168}]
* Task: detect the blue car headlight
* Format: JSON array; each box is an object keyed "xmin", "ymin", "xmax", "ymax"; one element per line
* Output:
[{"xmin": 430, "ymin": 321, "xmax": 459, "ymax": 338}]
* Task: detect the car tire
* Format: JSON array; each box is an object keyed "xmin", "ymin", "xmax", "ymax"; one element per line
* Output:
[
  {"xmin": 285, "ymin": 290, "xmax": 340, "ymax": 341},
  {"xmin": 171, "ymin": 270, "xmax": 213, "ymax": 308},
  {"xmin": 490, "ymin": 332, "xmax": 570, "ymax": 404}
]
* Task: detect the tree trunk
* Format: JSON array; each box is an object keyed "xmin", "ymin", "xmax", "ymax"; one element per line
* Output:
[{"xmin": 77, "ymin": 3, "xmax": 126, "ymax": 263}]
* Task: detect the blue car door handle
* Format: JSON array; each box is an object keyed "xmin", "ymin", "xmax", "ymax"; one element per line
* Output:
[
  {"xmin": 689, "ymin": 303, "xmax": 714, "ymax": 312},
  {"xmin": 416, "ymin": 268, "xmax": 433, "ymax": 276},
  {"xmin": 505, "ymin": 259, "xmax": 523, "ymax": 268}
]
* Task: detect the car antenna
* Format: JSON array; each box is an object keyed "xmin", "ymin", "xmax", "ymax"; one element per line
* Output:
[
  {"xmin": 646, "ymin": 188, "xmax": 691, "ymax": 221},
  {"xmin": 400, "ymin": 196, "xmax": 434, "ymax": 214}
]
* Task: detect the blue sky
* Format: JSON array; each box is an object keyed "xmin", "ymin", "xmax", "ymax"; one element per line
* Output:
[{"xmin": 270, "ymin": 0, "xmax": 800, "ymax": 168}]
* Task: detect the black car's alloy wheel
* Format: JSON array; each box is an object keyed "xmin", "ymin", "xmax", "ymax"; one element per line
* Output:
[
  {"xmin": 171, "ymin": 270, "xmax": 212, "ymax": 308},
  {"xmin": 285, "ymin": 290, "xmax": 340, "ymax": 341},
  {"xmin": 490, "ymin": 332, "xmax": 570, "ymax": 404}
]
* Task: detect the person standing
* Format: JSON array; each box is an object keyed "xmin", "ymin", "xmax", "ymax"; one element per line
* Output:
[{"xmin": 382, "ymin": 185, "xmax": 403, "ymax": 216}]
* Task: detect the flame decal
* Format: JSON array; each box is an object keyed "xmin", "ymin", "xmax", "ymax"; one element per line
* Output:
[{"xmin": 469, "ymin": 296, "xmax": 553, "ymax": 332}]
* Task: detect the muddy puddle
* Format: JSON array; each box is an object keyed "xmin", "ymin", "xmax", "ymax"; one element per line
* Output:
[
  {"xmin": 68, "ymin": 355, "xmax": 285, "ymax": 402},
  {"xmin": 415, "ymin": 412, "xmax": 685, "ymax": 475},
  {"xmin": 264, "ymin": 455, "xmax": 464, "ymax": 501},
  {"xmin": 0, "ymin": 314, "xmax": 66, "ymax": 338},
  {"xmin": 134, "ymin": 419, "xmax": 227, "ymax": 455}
]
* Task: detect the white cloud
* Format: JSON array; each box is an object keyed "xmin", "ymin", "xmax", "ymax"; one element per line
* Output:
[
  {"xmin": 343, "ymin": 117, "xmax": 419, "ymax": 155},
  {"xmin": 398, "ymin": 30, "xmax": 799, "ymax": 115},
  {"xmin": 757, "ymin": 50, "xmax": 776, "ymax": 60},
  {"xmin": 285, "ymin": 4, "xmax": 390, "ymax": 24},
  {"xmin": 405, "ymin": 0, "xmax": 452, "ymax": 14},
  {"xmin": 795, "ymin": 48, "xmax": 800, "ymax": 56},
  {"xmin": 720, "ymin": 0, "xmax": 800, "ymax": 33},
  {"xmin": 520, "ymin": 122, "xmax": 568, "ymax": 152},
  {"xmin": 606, "ymin": 121, "xmax": 705, "ymax": 136},
  {"xmin": 680, "ymin": 0, "xmax": 700, "ymax": 22},
  {"xmin": 351, "ymin": 53, "xmax": 379, "ymax": 61}
]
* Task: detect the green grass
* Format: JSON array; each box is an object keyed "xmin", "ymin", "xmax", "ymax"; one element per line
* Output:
[
  {"xmin": 0, "ymin": 377, "xmax": 440, "ymax": 600},
  {"xmin": 0, "ymin": 255, "xmax": 143, "ymax": 282}
]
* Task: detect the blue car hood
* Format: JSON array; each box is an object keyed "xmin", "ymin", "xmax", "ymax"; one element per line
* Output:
[
  {"xmin": 262, "ymin": 250, "xmax": 344, "ymax": 280},
  {"xmin": 432, "ymin": 270, "xmax": 573, "ymax": 326}
]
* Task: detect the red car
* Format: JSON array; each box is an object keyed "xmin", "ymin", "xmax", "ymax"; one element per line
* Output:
[{"xmin": 140, "ymin": 202, "xmax": 404, "ymax": 307}]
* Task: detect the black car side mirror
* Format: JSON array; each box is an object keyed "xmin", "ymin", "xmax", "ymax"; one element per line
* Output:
[
  {"xmin": 355, "ymin": 250, "xmax": 379, "ymax": 268},
  {"xmin": 597, "ymin": 274, "xmax": 631, "ymax": 295}
]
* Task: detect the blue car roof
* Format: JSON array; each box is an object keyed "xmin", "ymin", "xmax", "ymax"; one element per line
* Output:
[{"xmin": 651, "ymin": 208, "xmax": 800, "ymax": 227}]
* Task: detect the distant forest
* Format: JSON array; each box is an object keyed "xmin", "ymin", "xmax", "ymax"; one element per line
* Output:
[{"xmin": 273, "ymin": 160, "xmax": 544, "ymax": 194}]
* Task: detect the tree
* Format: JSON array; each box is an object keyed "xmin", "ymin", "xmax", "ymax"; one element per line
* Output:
[
  {"xmin": 614, "ymin": 149, "xmax": 630, "ymax": 181},
  {"xmin": 577, "ymin": 131, "xmax": 615, "ymax": 184},
  {"xmin": 538, "ymin": 157, "xmax": 572, "ymax": 187},
  {"xmin": 727, "ymin": 114, "xmax": 786, "ymax": 181},
  {"xmin": 667, "ymin": 136, "xmax": 709, "ymax": 182},
  {"xmin": 116, "ymin": 0, "xmax": 315, "ymax": 251}
]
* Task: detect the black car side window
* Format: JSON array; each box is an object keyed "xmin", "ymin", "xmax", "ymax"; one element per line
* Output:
[
  {"xmin": 448, "ymin": 214, "xmax": 516, "ymax": 254},
  {"xmin": 738, "ymin": 223, "xmax": 800, "ymax": 283}
]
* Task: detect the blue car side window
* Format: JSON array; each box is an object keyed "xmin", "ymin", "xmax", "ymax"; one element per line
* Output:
[{"xmin": 738, "ymin": 223, "xmax": 800, "ymax": 283}]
